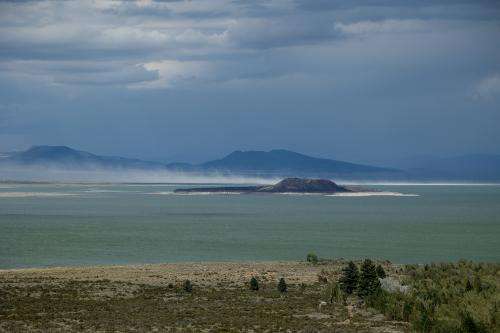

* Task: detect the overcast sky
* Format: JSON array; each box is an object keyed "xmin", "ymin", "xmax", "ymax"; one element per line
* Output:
[{"xmin": 0, "ymin": 0, "xmax": 499, "ymax": 165}]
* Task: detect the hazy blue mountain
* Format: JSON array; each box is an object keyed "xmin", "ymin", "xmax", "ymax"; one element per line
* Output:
[
  {"xmin": 3, "ymin": 145, "xmax": 167, "ymax": 170},
  {"xmin": 0, "ymin": 146, "xmax": 401, "ymax": 179},
  {"xmin": 2, "ymin": 146, "xmax": 498, "ymax": 181},
  {"xmin": 200, "ymin": 149, "xmax": 401, "ymax": 178}
]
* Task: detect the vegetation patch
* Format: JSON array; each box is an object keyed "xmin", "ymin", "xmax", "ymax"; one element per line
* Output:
[{"xmin": 0, "ymin": 260, "xmax": 498, "ymax": 332}]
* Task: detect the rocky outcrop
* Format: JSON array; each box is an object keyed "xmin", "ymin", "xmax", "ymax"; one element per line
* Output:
[
  {"xmin": 255, "ymin": 178, "xmax": 349, "ymax": 193},
  {"xmin": 174, "ymin": 178, "xmax": 352, "ymax": 194}
]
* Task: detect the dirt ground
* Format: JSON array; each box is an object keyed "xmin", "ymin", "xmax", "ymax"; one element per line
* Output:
[{"xmin": 0, "ymin": 261, "xmax": 408, "ymax": 332}]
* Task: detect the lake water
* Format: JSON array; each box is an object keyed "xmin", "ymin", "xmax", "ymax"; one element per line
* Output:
[{"xmin": 0, "ymin": 183, "xmax": 499, "ymax": 268}]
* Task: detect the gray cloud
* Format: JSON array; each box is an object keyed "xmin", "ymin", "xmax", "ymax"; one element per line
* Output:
[
  {"xmin": 473, "ymin": 74, "xmax": 500, "ymax": 100},
  {"xmin": 0, "ymin": 60, "xmax": 159, "ymax": 86},
  {"xmin": 1, "ymin": 0, "xmax": 498, "ymax": 88},
  {"xmin": 224, "ymin": 14, "xmax": 342, "ymax": 49},
  {"xmin": 0, "ymin": 0, "xmax": 499, "ymax": 163}
]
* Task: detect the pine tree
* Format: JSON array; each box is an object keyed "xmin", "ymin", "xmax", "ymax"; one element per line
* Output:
[
  {"xmin": 278, "ymin": 278, "xmax": 287, "ymax": 293},
  {"xmin": 376, "ymin": 264, "xmax": 387, "ymax": 279},
  {"xmin": 358, "ymin": 259, "xmax": 381, "ymax": 297},
  {"xmin": 183, "ymin": 279, "xmax": 193, "ymax": 293},
  {"xmin": 465, "ymin": 279, "xmax": 473, "ymax": 292},
  {"xmin": 250, "ymin": 277, "xmax": 259, "ymax": 291},
  {"xmin": 339, "ymin": 261, "xmax": 359, "ymax": 294}
]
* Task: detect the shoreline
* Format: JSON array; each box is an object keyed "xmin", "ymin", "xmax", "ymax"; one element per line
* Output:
[
  {"xmin": 0, "ymin": 260, "xmax": 353, "ymax": 287},
  {"xmin": 4, "ymin": 257, "xmax": 500, "ymax": 274}
]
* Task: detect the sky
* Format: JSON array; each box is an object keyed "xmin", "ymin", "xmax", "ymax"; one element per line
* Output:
[{"xmin": 0, "ymin": 0, "xmax": 499, "ymax": 166}]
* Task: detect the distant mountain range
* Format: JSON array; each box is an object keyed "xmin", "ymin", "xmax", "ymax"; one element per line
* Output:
[
  {"xmin": 0, "ymin": 145, "xmax": 400, "ymax": 180},
  {"xmin": 197, "ymin": 149, "xmax": 401, "ymax": 178},
  {"xmin": 1, "ymin": 145, "xmax": 499, "ymax": 181},
  {"xmin": 3, "ymin": 145, "xmax": 167, "ymax": 170}
]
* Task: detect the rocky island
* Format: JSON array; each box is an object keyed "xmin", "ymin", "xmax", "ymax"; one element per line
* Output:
[{"xmin": 174, "ymin": 177, "xmax": 356, "ymax": 194}]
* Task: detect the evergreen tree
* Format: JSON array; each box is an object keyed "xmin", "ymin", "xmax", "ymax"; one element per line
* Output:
[
  {"xmin": 339, "ymin": 261, "xmax": 359, "ymax": 294},
  {"xmin": 473, "ymin": 275, "xmax": 483, "ymax": 292},
  {"xmin": 358, "ymin": 259, "xmax": 381, "ymax": 297},
  {"xmin": 183, "ymin": 279, "xmax": 193, "ymax": 293},
  {"xmin": 250, "ymin": 277, "xmax": 259, "ymax": 291},
  {"xmin": 278, "ymin": 278, "xmax": 287, "ymax": 293},
  {"xmin": 465, "ymin": 279, "xmax": 473, "ymax": 292},
  {"xmin": 376, "ymin": 264, "xmax": 386, "ymax": 279}
]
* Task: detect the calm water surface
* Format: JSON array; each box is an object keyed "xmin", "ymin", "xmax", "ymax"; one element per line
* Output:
[{"xmin": 0, "ymin": 183, "xmax": 499, "ymax": 268}]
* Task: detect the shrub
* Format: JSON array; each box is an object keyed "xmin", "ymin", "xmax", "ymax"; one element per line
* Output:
[
  {"xmin": 364, "ymin": 261, "xmax": 500, "ymax": 333},
  {"xmin": 459, "ymin": 311, "xmax": 488, "ymax": 333},
  {"xmin": 250, "ymin": 277, "xmax": 259, "ymax": 291},
  {"xmin": 306, "ymin": 252, "xmax": 319, "ymax": 264},
  {"xmin": 380, "ymin": 277, "xmax": 410, "ymax": 294},
  {"xmin": 365, "ymin": 288, "xmax": 389, "ymax": 313},
  {"xmin": 183, "ymin": 280, "xmax": 193, "ymax": 293},
  {"xmin": 339, "ymin": 261, "xmax": 359, "ymax": 294},
  {"xmin": 376, "ymin": 264, "xmax": 387, "ymax": 279},
  {"xmin": 466, "ymin": 279, "xmax": 474, "ymax": 292},
  {"xmin": 318, "ymin": 275, "xmax": 328, "ymax": 284},
  {"xmin": 358, "ymin": 259, "xmax": 381, "ymax": 297},
  {"xmin": 318, "ymin": 269, "xmax": 328, "ymax": 284},
  {"xmin": 278, "ymin": 278, "xmax": 287, "ymax": 293},
  {"xmin": 324, "ymin": 282, "xmax": 344, "ymax": 304},
  {"xmin": 413, "ymin": 299, "xmax": 436, "ymax": 333},
  {"xmin": 473, "ymin": 275, "xmax": 483, "ymax": 293}
]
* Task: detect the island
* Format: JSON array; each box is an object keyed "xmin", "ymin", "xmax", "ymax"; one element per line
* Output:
[{"xmin": 174, "ymin": 177, "xmax": 361, "ymax": 194}]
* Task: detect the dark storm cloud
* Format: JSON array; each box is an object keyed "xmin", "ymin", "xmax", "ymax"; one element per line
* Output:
[
  {"xmin": 296, "ymin": 0, "xmax": 500, "ymax": 22},
  {"xmin": 0, "ymin": 0, "xmax": 499, "ymax": 163},
  {"xmin": 296, "ymin": 0, "xmax": 498, "ymax": 11}
]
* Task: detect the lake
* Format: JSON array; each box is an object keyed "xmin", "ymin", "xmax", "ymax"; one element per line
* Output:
[{"xmin": 1, "ymin": 183, "xmax": 499, "ymax": 268}]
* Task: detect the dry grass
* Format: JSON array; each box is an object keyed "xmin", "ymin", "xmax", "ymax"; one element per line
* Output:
[{"xmin": 0, "ymin": 261, "xmax": 407, "ymax": 332}]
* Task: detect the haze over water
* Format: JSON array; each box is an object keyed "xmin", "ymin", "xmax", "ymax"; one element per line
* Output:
[{"xmin": 1, "ymin": 183, "xmax": 499, "ymax": 269}]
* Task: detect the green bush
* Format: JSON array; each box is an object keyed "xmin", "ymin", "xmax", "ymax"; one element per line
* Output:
[
  {"xmin": 366, "ymin": 261, "xmax": 500, "ymax": 333},
  {"xmin": 306, "ymin": 252, "xmax": 319, "ymax": 264},
  {"xmin": 473, "ymin": 275, "xmax": 483, "ymax": 293},
  {"xmin": 278, "ymin": 278, "xmax": 287, "ymax": 293},
  {"xmin": 459, "ymin": 311, "xmax": 488, "ymax": 333},
  {"xmin": 250, "ymin": 277, "xmax": 259, "ymax": 291},
  {"xmin": 324, "ymin": 282, "xmax": 345, "ymax": 305},
  {"xmin": 365, "ymin": 288, "xmax": 390, "ymax": 313}
]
